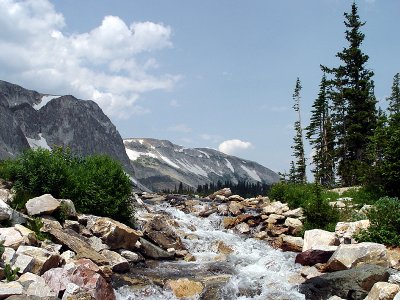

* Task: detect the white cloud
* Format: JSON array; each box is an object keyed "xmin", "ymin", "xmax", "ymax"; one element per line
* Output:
[
  {"xmin": 167, "ymin": 124, "xmax": 192, "ymax": 133},
  {"xmin": 218, "ymin": 139, "xmax": 253, "ymax": 155},
  {"xmin": 0, "ymin": 0, "xmax": 180, "ymax": 118}
]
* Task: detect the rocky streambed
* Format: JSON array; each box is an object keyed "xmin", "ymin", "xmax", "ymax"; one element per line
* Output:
[{"xmin": 1, "ymin": 184, "xmax": 400, "ymax": 300}]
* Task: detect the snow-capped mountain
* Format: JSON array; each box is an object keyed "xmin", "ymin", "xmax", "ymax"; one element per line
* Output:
[
  {"xmin": 124, "ymin": 138, "xmax": 280, "ymax": 191},
  {"xmin": 0, "ymin": 80, "xmax": 135, "ymax": 179}
]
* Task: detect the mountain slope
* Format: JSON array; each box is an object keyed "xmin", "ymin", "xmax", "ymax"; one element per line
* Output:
[
  {"xmin": 0, "ymin": 80, "xmax": 135, "ymax": 178},
  {"xmin": 124, "ymin": 138, "xmax": 280, "ymax": 191}
]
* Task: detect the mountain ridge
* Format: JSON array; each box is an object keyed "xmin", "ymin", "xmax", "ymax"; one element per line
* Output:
[{"xmin": 124, "ymin": 137, "xmax": 280, "ymax": 191}]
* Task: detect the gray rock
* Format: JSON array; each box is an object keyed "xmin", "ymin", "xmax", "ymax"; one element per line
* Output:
[
  {"xmin": 138, "ymin": 237, "xmax": 174, "ymax": 259},
  {"xmin": 25, "ymin": 194, "xmax": 60, "ymax": 216},
  {"xmin": 100, "ymin": 249, "xmax": 130, "ymax": 273},
  {"xmin": 119, "ymin": 250, "xmax": 143, "ymax": 263},
  {"xmin": 326, "ymin": 242, "xmax": 388, "ymax": 271},
  {"xmin": 300, "ymin": 264, "xmax": 390, "ymax": 300},
  {"xmin": 0, "ymin": 281, "xmax": 24, "ymax": 299}
]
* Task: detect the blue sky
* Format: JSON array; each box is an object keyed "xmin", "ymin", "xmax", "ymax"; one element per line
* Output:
[{"xmin": 0, "ymin": 0, "xmax": 399, "ymax": 174}]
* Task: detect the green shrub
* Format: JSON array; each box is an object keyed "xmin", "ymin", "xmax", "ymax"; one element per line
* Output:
[
  {"xmin": 26, "ymin": 217, "xmax": 51, "ymax": 241},
  {"xmin": 303, "ymin": 183, "xmax": 340, "ymax": 232},
  {"xmin": 2, "ymin": 148, "xmax": 134, "ymax": 225},
  {"xmin": 356, "ymin": 197, "xmax": 400, "ymax": 246},
  {"xmin": 4, "ymin": 264, "xmax": 19, "ymax": 281},
  {"xmin": 341, "ymin": 186, "xmax": 381, "ymax": 205},
  {"xmin": 269, "ymin": 182, "xmax": 314, "ymax": 208}
]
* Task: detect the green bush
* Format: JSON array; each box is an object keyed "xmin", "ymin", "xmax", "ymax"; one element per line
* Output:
[
  {"xmin": 269, "ymin": 182, "xmax": 340, "ymax": 232},
  {"xmin": 1, "ymin": 148, "xmax": 134, "ymax": 225},
  {"xmin": 303, "ymin": 183, "xmax": 340, "ymax": 232},
  {"xmin": 356, "ymin": 197, "xmax": 400, "ymax": 246},
  {"xmin": 269, "ymin": 182, "xmax": 314, "ymax": 208},
  {"xmin": 341, "ymin": 186, "xmax": 381, "ymax": 205}
]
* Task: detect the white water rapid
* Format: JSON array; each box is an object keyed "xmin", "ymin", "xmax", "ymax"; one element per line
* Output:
[{"xmin": 116, "ymin": 203, "xmax": 305, "ymax": 300}]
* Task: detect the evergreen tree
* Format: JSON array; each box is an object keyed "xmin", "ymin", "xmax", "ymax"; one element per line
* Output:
[
  {"xmin": 387, "ymin": 73, "xmax": 400, "ymax": 115},
  {"xmin": 306, "ymin": 74, "xmax": 335, "ymax": 187},
  {"xmin": 291, "ymin": 78, "xmax": 307, "ymax": 183},
  {"xmin": 322, "ymin": 2, "xmax": 377, "ymax": 186}
]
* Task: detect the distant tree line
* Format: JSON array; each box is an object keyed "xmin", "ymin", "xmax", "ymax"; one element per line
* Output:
[
  {"xmin": 284, "ymin": 2, "xmax": 400, "ymax": 197},
  {"xmin": 163, "ymin": 180, "xmax": 271, "ymax": 198}
]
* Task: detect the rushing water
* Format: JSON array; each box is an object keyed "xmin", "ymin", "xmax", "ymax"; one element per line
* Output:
[{"xmin": 116, "ymin": 203, "xmax": 305, "ymax": 300}]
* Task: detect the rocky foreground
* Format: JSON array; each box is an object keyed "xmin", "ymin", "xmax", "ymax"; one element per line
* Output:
[{"xmin": 0, "ymin": 183, "xmax": 400, "ymax": 300}]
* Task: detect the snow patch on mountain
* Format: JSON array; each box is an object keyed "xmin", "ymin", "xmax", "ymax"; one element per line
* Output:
[
  {"xmin": 33, "ymin": 95, "xmax": 59, "ymax": 110},
  {"xmin": 178, "ymin": 159, "xmax": 208, "ymax": 177},
  {"xmin": 240, "ymin": 165, "xmax": 262, "ymax": 182},
  {"xmin": 26, "ymin": 133, "xmax": 51, "ymax": 150},
  {"xmin": 159, "ymin": 154, "xmax": 181, "ymax": 169},
  {"xmin": 225, "ymin": 158, "xmax": 234, "ymax": 172}
]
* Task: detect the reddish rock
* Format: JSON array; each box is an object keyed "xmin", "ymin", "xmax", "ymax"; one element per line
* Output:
[
  {"xmin": 295, "ymin": 249, "xmax": 335, "ymax": 266},
  {"xmin": 42, "ymin": 258, "xmax": 115, "ymax": 300}
]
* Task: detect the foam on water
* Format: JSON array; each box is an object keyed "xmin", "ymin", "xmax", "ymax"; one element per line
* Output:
[{"xmin": 115, "ymin": 203, "xmax": 305, "ymax": 300}]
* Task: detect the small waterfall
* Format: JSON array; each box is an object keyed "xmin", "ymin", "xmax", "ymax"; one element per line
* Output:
[{"xmin": 116, "ymin": 203, "xmax": 305, "ymax": 300}]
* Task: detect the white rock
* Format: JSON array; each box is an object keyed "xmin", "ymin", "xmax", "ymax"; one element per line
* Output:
[
  {"xmin": 335, "ymin": 220, "xmax": 370, "ymax": 243},
  {"xmin": 235, "ymin": 223, "xmax": 250, "ymax": 234},
  {"xmin": 303, "ymin": 229, "xmax": 338, "ymax": 252},
  {"xmin": 284, "ymin": 217, "xmax": 303, "ymax": 235},
  {"xmin": 0, "ymin": 227, "xmax": 25, "ymax": 249},
  {"xmin": 25, "ymin": 194, "xmax": 60, "ymax": 216},
  {"xmin": 326, "ymin": 242, "xmax": 388, "ymax": 271},
  {"xmin": 365, "ymin": 282, "xmax": 400, "ymax": 300},
  {"xmin": 0, "ymin": 281, "xmax": 23, "ymax": 298}
]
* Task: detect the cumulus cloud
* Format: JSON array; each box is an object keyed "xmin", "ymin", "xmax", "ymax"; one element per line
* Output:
[
  {"xmin": 218, "ymin": 139, "xmax": 253, "ymax": 155},
  {"xmin": 0, "ymin": 0, "xmax": 180, "ymax": 118}
]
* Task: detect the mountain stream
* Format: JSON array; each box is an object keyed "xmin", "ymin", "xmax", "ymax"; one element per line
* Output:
[{"xmin": 115, "ymin": 203, "xmax": 305, "ymax": 300}]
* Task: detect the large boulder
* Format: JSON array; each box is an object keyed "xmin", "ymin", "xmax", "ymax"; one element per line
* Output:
[
  {"xmin": 165, "ymin": 278, "xmax": 204, "ymax": 298},
  {"xmin": 42, "ymin": 259, "xmax": 116, "ymax": 300},
  {"xmin": 17, "ymin": 272, "xmax": 56, "ymax": 298},
  {"xmin": 365, "ymin": 282, "xmax": 400, "ymax": 300},
  {"xmin": 284, "ymin": 217, "xmax": 303, "ymax": 235},
  {"xmin": 90, "ymin": 217, "xmax": 142, "ymax": 250},
  {"xmin": 280, "ymin": 235, "xmax": 304, "ymax": 252},
  {"xmin": 263, "ymin": 201, "xmax": 289, "ymax": 215},
  {"xmin": 100, "ymin": 250, "xmax": 129, "ymax": 273},
  {"xmin": 295, "ymin": 249, "xmax": 335, "ymax": 266},
  {"xmin": 303, "ymin": 229, "xmax": 339, "ymax": 252},
  {"xmin": 0, "ymin": 281, "xmax": 24, "ymax": 299},
  {"xmin": 143, "ymin": 215, "xmax": 185, "ymax": 250},
  {"xmin": 138, "ymin": 237, "xmax": 174, "ymax": 260},
  {"xmin": 300, "ymin": 264, "xmax": 390, "ymax": 300},
  {"xmin": 44, "ymin": 226, "xmax": 108, "ymax": 266},
  {"xmin": 15, "ymin": 246, "xmax": 62, "ymax": 275},
  {"xmin": 0, "ymin": 227, "xmax": 25, "ymax": 249},
  {"xmin": 25, "ymin": 194, "xmax": 60, "ymax": 216},
  {"xmin": 326, "ymin": 242, "xmax": 388, "ymax": 271}
]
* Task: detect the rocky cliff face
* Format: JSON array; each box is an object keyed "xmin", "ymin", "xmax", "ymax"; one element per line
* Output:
[
  {"xmin": 0, "ymin": 80, "xmax": 134, "ymax": 176},
  {"xmin": 124, "ymin": 138, "xmax": 280, "ymax": 191}
]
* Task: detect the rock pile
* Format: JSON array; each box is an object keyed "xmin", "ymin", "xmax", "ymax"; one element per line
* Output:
[{"xmin": 2, "ymin": 183, "xmax": 400, "ymax": 300}]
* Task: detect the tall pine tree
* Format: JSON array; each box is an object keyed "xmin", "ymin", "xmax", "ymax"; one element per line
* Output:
[
  {"xmin": 291, "ymin": 78, "xmax": 306, "ymax": 183},
  {"xmin": 322, "ymin": 2, "xmax": 377, "ymax": 186},
  {"xmin": 387, "ymin": 73, "xmax": 400, "ymax": 115},
  {"xmin": 306, "ymin": 74, "xmax": 335, "ymax": 187}
]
